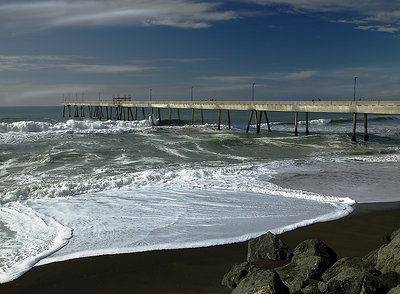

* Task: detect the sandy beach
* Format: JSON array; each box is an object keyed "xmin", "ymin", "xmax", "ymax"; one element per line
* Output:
[{"xmin": 1, "ymin": 202, "xmax": 400, "ymax": 294}]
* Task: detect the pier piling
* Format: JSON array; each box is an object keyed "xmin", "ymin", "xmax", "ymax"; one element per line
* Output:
[
  {"xmin": 352, "ymin": 113, "xmax": 357, "ymax": 142},
  {"xmin": 305, "ymin": 112, "xmax": 309, "ymax": 136},
  {"xmin": 294, "ymin": 112, "xmax": 299, "ymax": 136},
  {"xmin": 218, "ymin": 109, "xmax": 221, "ymax": 130},
  {"xmin": 264, "ymin": 111, "xmax": 272, "ymax": 133},
  {"xmin": 246, "ymin": 110, "xmax": 254, "ymax": 133},
  {"xmin": 364, "ymin": 114, "xmax": 369, "ymax": 141}
]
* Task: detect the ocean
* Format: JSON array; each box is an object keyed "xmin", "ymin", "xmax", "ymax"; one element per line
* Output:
[{"xmin": 1, "ymin": 105, "xmax": 400, "ymax": 283}]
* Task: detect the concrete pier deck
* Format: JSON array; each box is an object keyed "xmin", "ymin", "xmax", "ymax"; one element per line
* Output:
[{"xmin": 62, "ymin": 100, "xmax": 400, "ymax": 115}]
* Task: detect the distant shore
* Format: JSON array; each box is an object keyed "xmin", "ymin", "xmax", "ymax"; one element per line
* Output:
[{"xmin": 2, "ymin": 202, "xmax": 400, "ymax": 294}]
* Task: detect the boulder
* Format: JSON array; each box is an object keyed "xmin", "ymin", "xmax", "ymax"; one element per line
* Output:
[
  {"xmin": 276, "ymin": 255, "xmax": 326, "ymax": 293},
  {"xmin": 319, "ymin": 257, "xmax": 384, "ymax": 294},
  {"xmin": 377, "ymin": 272, "xmax": 400, "ymax": 291},
  {"xmin": 388, "ymin": 285, "xmax": 400, "ymax": 294},
  {"xmin": 376, "ymin": 233, "xmax": 400, "ymax": 274},
  {"xmin": 247, "ymin": 232, "xmax": 293, "ymax": 262},
  {"xmin": 293, "ymin": 239, "xmax": 337, "ymax": 274},
  {"xmin": 232, "ymin": 269, "xmax": 290, "ymax": 294},
  {"xmin": 273, "ymin": 240, "xmax": 337, "ymax": 293},
  {"xmin": 321, "ymin": 257, "xmax": 380, "ymax": 282},
  {"xmin": 222, "ymin": 262, "xmax": 256, "ymax": 289}
]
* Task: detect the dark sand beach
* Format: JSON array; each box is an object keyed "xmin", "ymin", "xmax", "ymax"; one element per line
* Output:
[{"xmin": 2, "ymin": 202, "xmax": 400, "ymax": 294}]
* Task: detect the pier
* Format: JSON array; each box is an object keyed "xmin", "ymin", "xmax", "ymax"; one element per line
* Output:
[{"xmin": 62, "ymin": 100, "xmax": 400, "ymax": 141}]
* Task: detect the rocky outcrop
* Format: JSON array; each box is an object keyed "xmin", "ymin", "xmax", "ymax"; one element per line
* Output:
[
  {"xmin": 231, "ymin": 269, "xmax": 289, "ymax": 294},
  {"xmin": 223, "ymin": 229, "xmax": 400, "ymax": 294},
  {"xmin": 247, "ymin": 232, "xmax": 293, "ymax": 262}
]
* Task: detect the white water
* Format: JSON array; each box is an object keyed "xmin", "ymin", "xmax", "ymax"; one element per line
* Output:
[{"xmin": 0, "ymin": 161, "xmax": 355, "ymax": 283}]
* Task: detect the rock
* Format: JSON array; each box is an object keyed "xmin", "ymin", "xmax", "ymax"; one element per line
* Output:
[
  {"xmin": 247, "ymin": 232, "xmax": 293, "ymax": 262},
  {"xmin": 319, "ymin": 257, "xmax": 384, "ymax": 294},
  {"xmin": 222, "ymin": 262, "xmax": 256, "ymax": 289},
  {"xmin": 232, "ymin": 269, "xmax": 290, "ymax": 294},
  {"xmin": 322, "ymin": 257, "xmax": 380, "ymax": 282},
  {"xmin": 276, "ymin": 255, "xmax": 327, "ymax": 293},
  {"xmin": 388, "ymin": 285, "xmax": 400, "ymax": 294},
  {"xmin": 293, "ymin": 239, "xmax": 337, "ymax": 274},
  {"xmin": 391, "ymin": 228, "xmax": 400, "ymax": 241},
  {"xmin": 376, "ymin": 233, "xmax": 400, "ymax": 274},
  {"xmin": 362, "ymin": 248, "xmax": 379, "ymax": 267},
  {"xmin": 377, "ymin": 272, "xmax": 400, "ymax": 291},
  {"xmin": 273, "ymin": 240, "xmax": 337, "ymax": 293},
  {"xmin": 293, "ymin": 285, "xmax": 321, "ymax": 294}
]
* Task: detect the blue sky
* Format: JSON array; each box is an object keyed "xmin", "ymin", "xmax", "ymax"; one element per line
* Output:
[{"xmin": 1, "ymin": 0, "xmax": 400, "ymax": 106}]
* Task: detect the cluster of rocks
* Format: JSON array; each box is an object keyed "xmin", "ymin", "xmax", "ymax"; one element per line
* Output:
[{"xmin": 222, "ymin": 230, "xmax": 400, "ymax": 294}]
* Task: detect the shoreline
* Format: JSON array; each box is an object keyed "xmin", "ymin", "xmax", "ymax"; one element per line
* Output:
[{"xmin": 2, "ymin": 202, "xmax": 400, "ymax": 294}]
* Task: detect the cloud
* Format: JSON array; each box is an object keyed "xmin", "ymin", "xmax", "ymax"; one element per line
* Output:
[
  {"xmin": 63, "ymin": 64, "xmax": 153, "ymax": 73},
  {"xmin": 0, "ymin": 55, "xmax": 153, "ymax": 73},
  {"xmin": 248, "ymin": 0, "xmax": 400, "ymax": 33},
  {"xmin": 196, "ymin": 75, "xmax": 258, "ymax": 83},
  {"xmin": 0, "ymin": 0, "xmax": 237, "ymax": 31},
  {"xmin": 196, "ymin": 70, "xmax": 319, "ymax": 83},
  {"xmin": 286, "ymin": 70, "xmax": 318, "ymax": 79},
  {"xmin": 355, "ymin": 25, "xmax": 400, "ymax": 33}
]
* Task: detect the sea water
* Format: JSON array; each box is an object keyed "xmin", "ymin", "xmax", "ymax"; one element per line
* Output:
[{"xmin": 1, "ymin": 106, "xmax": 400, "ymax": 283}]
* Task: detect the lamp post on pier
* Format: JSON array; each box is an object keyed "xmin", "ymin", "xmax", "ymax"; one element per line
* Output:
[
  {"xmin": 191, "ymin": 86, "xmax": 194, "ymax": 101},
  {"xmin": 353, "ymin": 76, "xmax": 358, "ymax": 101},
  {"xmin": 252, "ymin": 82, "xmax": 255, "ymax": 101}
]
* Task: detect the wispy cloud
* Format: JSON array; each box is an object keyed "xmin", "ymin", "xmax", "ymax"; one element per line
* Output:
[
  {"xmin": 196, "ymin": 75, "xmax": 258, "ymax": 83},
  {"xmin": 0, "ymin": 0, "xmax": 237, "ymax": 31},
  {"xmin": 0, "ymin": 55, "xmax": 153, "ymax": 73},
  {"xmin": 248, "ymin": 0, "xmax": 400, "ymax": 33},
  {"xmin": 286, "ymin": 70, "xmax": 318, "ymax": 79},
  {"xmin": 196, "ymin": 70, "xmax": 319, "ymax": 83}
]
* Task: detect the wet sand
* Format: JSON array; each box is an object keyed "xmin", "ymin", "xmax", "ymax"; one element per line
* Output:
[{"xmin": 1, "ymin": 202, "xmax": 400, "ymax": 294}]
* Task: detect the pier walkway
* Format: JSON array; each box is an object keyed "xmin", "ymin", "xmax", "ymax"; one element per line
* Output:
[{"xmin": 62, "ymin": 100, "xmax": 400, "ymax": 141}]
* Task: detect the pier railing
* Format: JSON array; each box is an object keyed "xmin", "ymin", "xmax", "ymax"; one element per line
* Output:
[{"xmin": 62, "ymin": 100, "xmax": 400, "ymax": 141}]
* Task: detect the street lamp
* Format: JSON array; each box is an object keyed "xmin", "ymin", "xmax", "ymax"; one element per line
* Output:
[
  {"xmin": 353, "ymin": 76, "xmax": 358, "ymax": 101},
  {"xmin": 252, "ymin": 82, "xmax": 255, "ymax": 101},
  {"xmin": 191, "ymin": 86, "xmax": 194, "ymax": 101},
  {"xmin": 150, "ymin": 88, "xmax": 152, "ymax": 101}
]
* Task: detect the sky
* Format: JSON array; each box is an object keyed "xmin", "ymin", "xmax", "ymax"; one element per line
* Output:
[{"xmin": 1, "ymin": 0, "xmax": 400, "ymax": 106}]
